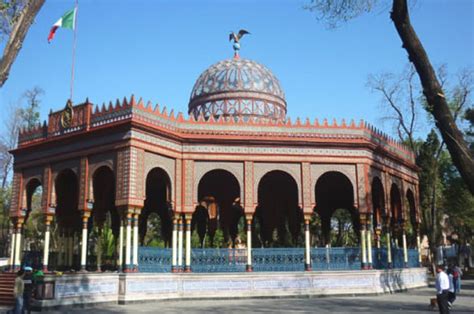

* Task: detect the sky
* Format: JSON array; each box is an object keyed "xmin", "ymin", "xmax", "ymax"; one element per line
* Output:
[{"xmin": 0, "ymin": 0, "xmax": 473, "ymax": 139}]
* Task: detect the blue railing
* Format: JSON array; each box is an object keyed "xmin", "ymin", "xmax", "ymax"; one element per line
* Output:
[
  {"xmin": 253, "ymin": 248, "xmax": 305, "ymax": 272},
  {"xmin": 138, "ymin": 247, "xmax": 172, "ymax": 273},
  {"xmin": 138, "ymin": 246, "xmax": 420, "ymax": 273},
  {"xmin": 192, "ymin": 248, "xmax": 247, "ymax": 273},
  {"xmin": 311, "ymin": 247, "xmax": 361, "ymax": 270}
]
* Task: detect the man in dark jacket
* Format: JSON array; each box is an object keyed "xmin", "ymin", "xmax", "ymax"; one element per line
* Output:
[{"xmin": 22, "ymin": 266, "xmax": 33, "ymax": 314}]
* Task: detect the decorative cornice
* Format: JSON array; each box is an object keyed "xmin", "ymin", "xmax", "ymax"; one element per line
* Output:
[{"xmin": 16, "ymin": 95, "xmax": 416, "ymax": 166}]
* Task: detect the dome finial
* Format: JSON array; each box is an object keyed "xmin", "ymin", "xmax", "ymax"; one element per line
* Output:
[{"xmin": 229, "ymin": 29, "xmax": 250, "ymax": 59}]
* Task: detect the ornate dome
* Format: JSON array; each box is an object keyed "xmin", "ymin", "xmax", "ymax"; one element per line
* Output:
[{"xmin": 188, "ymin": 58, "xmax": 286, "ymax": 120}]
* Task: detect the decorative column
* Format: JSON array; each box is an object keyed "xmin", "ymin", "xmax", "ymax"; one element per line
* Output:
[
  {"xmin": 80, "ymin": 210, "xmax": 90, "ymax": 271},
  {"xmin": 133, "ymin": 211, "xmax": 140, "ymax": 272},
  {"xmin": 42, "ymin": 214, "xmax": 54, "ymax": 272},
  {"xmin": 386, "ymin": 223, "xmax": 392, "ymax": 268},
  {"xmin": 69, "ymin": 232, "xmax": 74, "ymax": 269},
  {"xmin": 14, "ymin": 218, "xmax": 24, "ymax": 271},
  {"xmin": 360, "ymin": 214, "xmax": 367, "ymax": 270},
  {"xmin": 246, "ymin": 214, "xmax": 253, "ymax": 272},
  {"xmin": 171, "ymin": 214, "xmax": 178, "ymax": 272},
  {"xmin": 125, "ymin": 210, "xmax": 133, "ymax": 272},
  {"xmin": 402, "ymin": 223, "xmax": 408, "ymax": 267},
  {"xmin": 96, "ymin": 229, "xmax": 102, "ymax": 272},
  {"xmin": 304, "ymin": 214, "xmax": 312, "ymax": 271},
  {"xmin": 416, "ymin": 226, "xmax": 422, "ymax": 264},
  {"xmin": 9, "ymin": 228, "xmax": 16, "ymax": 272},
  {"xmin": 184, "ymin": 215, "xmax": 192, "ymax": 272},
  {"xmin": 118, "ymin": 217, "xmax": 124, "ymax": 271},
  {"xmin": 366, "ymin": 217, "xmax": 373, "ymax": 269},
  {"xmin": 177, "ymin": 216, "xmax": 183, "ymax": 271}
]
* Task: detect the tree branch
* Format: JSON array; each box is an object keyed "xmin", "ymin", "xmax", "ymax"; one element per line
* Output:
[
  {"xmin": 391, "ymin": 0, "xmax": 474, "ymax": 194},
  {"xmin": 0, "ymin": 0, "xmax": 45, "ymax": 88}
]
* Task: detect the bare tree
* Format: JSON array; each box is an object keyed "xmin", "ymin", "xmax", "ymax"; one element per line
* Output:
[
  {"xmin": 306, "ymin": 0, "xmax": 474, "ymax": 194},
  {"xmin": 367, "ymin": 64, "xmax": 419, "ymax": 152},
  {"xmin": 0, "ymin": 0, "xmax": 45, "ymax": 88}
]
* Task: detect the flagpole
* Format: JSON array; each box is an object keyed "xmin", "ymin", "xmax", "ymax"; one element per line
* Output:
[{"xmin": 70, "ymin": 0, "xmax": 78, "ymax": 102}]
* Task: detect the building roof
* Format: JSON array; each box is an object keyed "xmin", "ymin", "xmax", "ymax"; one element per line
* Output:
[{"xmin": 188, "ymin": 58, "xmax": 287, "ymax": 120}]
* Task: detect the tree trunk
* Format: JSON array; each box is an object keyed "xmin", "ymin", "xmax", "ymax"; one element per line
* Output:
[
  {"xmin": 391, "ymin": 0, "xmax": 474, "ymax": 194},
  {"xmin": 0, "ymin": 0, "xmax": 46, "ymax": 88}
]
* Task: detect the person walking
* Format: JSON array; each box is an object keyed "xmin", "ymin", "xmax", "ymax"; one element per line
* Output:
[
  {"xmin": 23, "ymin": 266, "xmax": 34, "ymax": 314},
  {"xmin": 435, "ymin": 265, "xmax": 450, "ymax": 314},
  {"xmin": 452, "ymin": 264, "xmax": 463, "ymax": 293},
  {"xmin": 12, "ymin": 270, "xmax": 24, "ymax": 314},
  {"xmin": 447, "ymin": 267, "xmax": 456, "ymax": 309}
]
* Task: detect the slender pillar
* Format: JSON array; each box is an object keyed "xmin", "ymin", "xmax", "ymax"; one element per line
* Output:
[
  {"xmin": 402, "ymin": 230, "xmax": 408, "ymax": 267},
  {"xmin": 171, "ymin": 216, "xmax": 178, "ymax": 272},
  {"xmin": 80, "ymin": 212, "xmax": 90, "ymax": 271},
  {"xmin": 246, "ymin": 216, "xmax": 253, "ymax": 272},
  {"xmin": 375, "ymin": 228, "xmax": 381, "ymax": 249},
  {"xmin": 386, "ymin": 227, "xmax": 392, "ymax": 268},
  {"xmin": 177, "ymin": 217, "xmax": 183, "ymax": 271},
  {"xmin": 366, "ymin": 222, "xmax": 373, "ymax": 269},
  {"xmin": 57, "ymin": 232, "xmax": 63, "ymax": 268},
  {"xmin": 42, "ymin": 216, "xmax": 53, "ymax": 272},
  {"xmin": 184, "ymin": 216, "xmax": 192, "ymax": 272},
  {"xmin": 304, "ymin": 217, "xmax": 312, "ymax": 271},
  {"xmin": 68, "ymin": 233, "xmax": 74, "ymax": 269},
  {"xmin": 118, "ymin": 218, "xmax": 124, "ymax": 271},
  {"xmin": 96, "ymin": 229, "xmax": 102, "ymax": 272},
  {"xmin": 9, "ymin": 228, "xmax": 16, "ymax": 271},
  {"xmin": 416, "ymin": 230, "xmax": 422, "ymax": 264},
  {"xmin": 133, "ymin": 212, "xmax": 139, "ymax": 271},
  {"xmin": 360, "ymin": 215, "xmax": 367, "ymax": 269},
  {"xmin": 13, "ymin": 220, "xmax": 23, "ymax": 271},
  {"xmin": 125, "ymin": 211, "xmax": 132, "ymax": 271}
]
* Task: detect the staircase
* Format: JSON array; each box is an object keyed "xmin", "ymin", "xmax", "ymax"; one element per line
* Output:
[{"xmin": 0, "ymin": 272, "xmax": 15, "ymax": 306}]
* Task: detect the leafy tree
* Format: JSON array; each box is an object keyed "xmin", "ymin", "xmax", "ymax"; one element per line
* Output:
[{"xmin": 306, "ymin": 0, "xmax": 474, "ymax": 194}]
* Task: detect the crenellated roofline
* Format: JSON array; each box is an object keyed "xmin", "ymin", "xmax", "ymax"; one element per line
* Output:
[{"xmin": 16, "ymin": 95, "xmax": 417, "ymax": 165}]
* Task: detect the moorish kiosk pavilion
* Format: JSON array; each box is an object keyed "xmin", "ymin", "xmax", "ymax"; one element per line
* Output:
[{"xmin": 2, "ymin": 47, "xmax": 427, "ymax": 307}]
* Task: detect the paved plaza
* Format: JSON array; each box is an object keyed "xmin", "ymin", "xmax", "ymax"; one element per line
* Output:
[{"xmin": 1, "ymin": 277, "xmax": 472, "ymax": 314}]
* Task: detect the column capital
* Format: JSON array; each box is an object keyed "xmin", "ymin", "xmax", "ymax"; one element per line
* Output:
[
  {"xmin": 245, "ymin": 213, "xmax": 253, "ymax": 221},
  {"xmin": 303, "ymin": 213, "xmax": 312, "ymax": 222}
]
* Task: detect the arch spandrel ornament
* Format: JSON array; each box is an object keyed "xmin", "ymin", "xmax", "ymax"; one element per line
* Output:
[
  {"xmin": 194, "ymin": 161, "xmax": 244, "ymax": 204},
  {"xmin": 310, "ymin": 164, "xmax": 357, "ymax": 206},
  {"xmin": 254, "ymin": 163, "xmax": 301, "ymax": 205}
]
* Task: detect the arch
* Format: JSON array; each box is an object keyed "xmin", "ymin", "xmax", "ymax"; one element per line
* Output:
[
  {"xmin": 55, "ymin": 168, "xmax": 80, "ymax": 231},
  {"xmin": 193, "ymin": 162, "xmax": 243, "ymax": 204},
  {"xmin": 390, "ymin": 183, "xmax": 402, "ymax": 227},
  {"xmin": 311, "ymin": 164, "xmax": 357, "ymax": 206},
  {"xmin": 196, "ymin": 169, "xmax": 242, "ymax": 247},
  {"xmin": 406, "ymin": 189, "xmax": 417, "ymax": 227},
  {"xmin": 254, "ymin": 163, "xmax": 301, "ymax": 205},
  {"xmin": 314, "ymin": 171, "xmax": 358, "ymax": 246},
  {"xmin": 371, "ymin": 176, "xmax": 386, "ymax": 228},
  {"xmin": 140, "ymin": 167, "xmax": 173, "ymax": 247},
  {"xmin": 256, "ymin": 170, "xmax": 302, "ymax": 247},
  {"xmin": 22, "ymin": 178, "xmax": 43, "ymax": 257}
]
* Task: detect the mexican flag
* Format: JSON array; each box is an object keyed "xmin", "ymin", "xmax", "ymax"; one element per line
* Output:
[{"xmin": 47, "ymin": 8, "xmax": 76, "ymax": 43}]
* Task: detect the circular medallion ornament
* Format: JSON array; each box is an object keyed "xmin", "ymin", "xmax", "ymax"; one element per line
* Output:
[{"xmin": 60, "ymin": 99, "xmax": 74, "ymax": 129}]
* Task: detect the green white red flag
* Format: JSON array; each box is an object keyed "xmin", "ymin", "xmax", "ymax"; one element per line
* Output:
[{"xmin": 47, "ymin": 8, "xmax": 76, "ymax": 43}]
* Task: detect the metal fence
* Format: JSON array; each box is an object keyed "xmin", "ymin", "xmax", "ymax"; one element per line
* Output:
[{"xmin": 135, "ymin": 246, "xmax": 420, "ymax": 273}]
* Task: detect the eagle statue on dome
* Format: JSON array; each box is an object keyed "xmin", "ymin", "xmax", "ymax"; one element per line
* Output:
[{"xmin": 229, "ymin": 29, "xmax": 250, "ymax": 59}]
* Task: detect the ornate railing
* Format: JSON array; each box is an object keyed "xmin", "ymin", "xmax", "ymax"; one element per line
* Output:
[
  {"xmin": 253, "ymin": 248, "xmax": 305, "ymax": 272},
  {"xmin": 192, "ymin": 248, "xmax": 247, "ymax": 273},
  {"xmin": 138, "ymin": 247, "xmax": 172, "ymax": 273},
  {"xmin": 137, "ymin": 246, "xmax": 420, "ymax": 273},
  {"xmin": 311, "ymin": 247, "xmax": 361, "ymax": 270}
]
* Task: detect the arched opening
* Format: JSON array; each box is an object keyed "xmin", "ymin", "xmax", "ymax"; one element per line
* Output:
[
  {"xmin": 256, "ymin": 170, "xmax": 301, "ymax": 247},
  {"xmin": 140, "ymin": 167, "xmax": 172, "ymax": 248},
  {"xmin": 91, "ymin": 166, "xmax": 119, "ymax": 270},
  {"xmin": 55, "ymin": 169, "xmax": 80, "ymax": 270},
  {"xmin": 315, "ymin": 171, "xmax": 358, "ymax": 247},
  {"xmin": 195, "ymin": 169, "xmax": 242, "ymax": 248},
  {"xmin": 22, "ymin": 179, "xmax": 43, "ymax": 269},
  {"xmin": 390, "ymin": 183, "xmax": 402, "ymax": 245},
  {"xmin": 371, "ymin": 177, "xmax": 386, "ymax": 237},
  {"xmin": 406, "ymin": 189, "xmax": 417, "ymax": 247}
]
